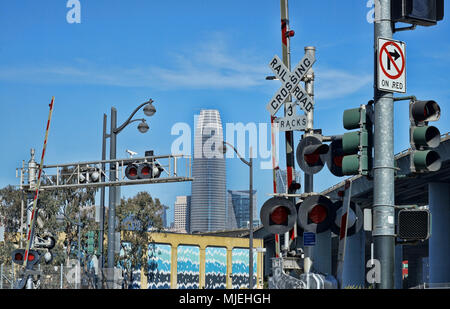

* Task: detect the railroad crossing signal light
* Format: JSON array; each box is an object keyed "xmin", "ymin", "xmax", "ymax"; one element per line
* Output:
[
  {"xmin": 397, "ymin": 209, "xmax": 431, "ymax": 241},
  {"xmin": 341, "ymin": 105, "xmax": 373, "ymax": 176},
  {"xmin": 296, "ymin": 135, "xmax": 329, "ymax": 175},
  {"xmin": 12, "ymin": 249, "xmax": 41, "ymax": 266},
  {"xmin": 125, "ymin": 161, "xmax": 164, "ymax": 180},
  {"xmin": 79, "ymin": 166, "xmax": 100, "ymax": 183},
  {"xmin": 325, "ymin": 137, "xmax": 344, "ymax": 177},
  {"xmin": 297, "ymin": 195, "xmax": 336, "ymax": 233},
  {"xmin": 409, "ymin": 100, "xmax": 442, "ymax": 173},
  {"xmin": 260, "ymin": 197, "xmax": 297, "ymax": 235},
  {"xmin": 392, "ymin": 0, "xmax": 444, "ymax": 27}
]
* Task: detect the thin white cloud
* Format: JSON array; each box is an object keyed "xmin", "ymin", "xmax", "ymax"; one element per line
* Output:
[
  {"xmin": 0, "ymin": 38, "xmax": 268, "ymax": 90},
  {"xmin": 314, "ymin": 67, "xmax": 372, "ymax": 100},
  {"xmin": 0, "ymin": 37, "xmax": 372, "ymax": 98}
]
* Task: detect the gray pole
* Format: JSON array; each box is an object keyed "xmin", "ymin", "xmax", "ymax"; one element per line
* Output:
[
  {"xmin": 107, "ymin": 107, "xmax": 117, "ymax": 285},
  {"xmin": 280, "ymin": 0, "xmax": 296, "ymax": 256},
  {"xmin": 98, "ymin": 113, "xmax": 107, "ymax": 289},
  {"xmin": 373, "ymin": 0, "xmax": 396, "ymax": 289},
  {"xmin": 249, "ymin": 147, "xmax": 254, "ymax": 289},
  {"xmin": 304, "ymin": 46, "xmax": 316, "ymax": 194}
]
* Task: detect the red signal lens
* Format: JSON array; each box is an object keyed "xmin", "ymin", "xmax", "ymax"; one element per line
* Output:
[
  {"xmin": 28, "ymin": 254, "xmax": 35, "ymax": 262},
  {"xmin": 304, "ymin": 152, "xmax": 320, "ymax": 165},
  {"xmin": 141, "ymin": 166, "xmax": 150, "ymax": 176},
  {"xmin": 270, "ymin": 207, "xmax": 289, "ymax": 225},
  {"xmin": 129, "ymin": 167, "xmax": 138, "ymax": 177},
  {"xmin": 333, "ymin": 155, "xmax": 343, "ymax": 167},
  {"xmin": 15, "ymin": 252, "xmax": 23, "ymax": 261},
  {"xmin": 308, "ymin": 205, "xmax": 327, "ymax": 223}
]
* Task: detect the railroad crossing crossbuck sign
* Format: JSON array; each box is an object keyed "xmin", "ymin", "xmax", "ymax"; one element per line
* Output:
[
  {"xmin": 266, "ymin": 54, "xmax": 316, "ymax": 132},
  {"xmin": 377, "ymin": 38, "xmax": 406, "ymax": 93}
]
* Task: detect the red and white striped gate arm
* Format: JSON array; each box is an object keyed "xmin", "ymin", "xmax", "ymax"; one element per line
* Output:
[{"xmin": 23, "ymin": 97, "xmax": 55, "ymax": 268}]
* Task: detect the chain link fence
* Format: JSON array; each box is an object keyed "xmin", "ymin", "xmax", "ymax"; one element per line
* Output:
[{"xmin": 0, "ymin": 261, "xmax": 121, "ymax": 289}]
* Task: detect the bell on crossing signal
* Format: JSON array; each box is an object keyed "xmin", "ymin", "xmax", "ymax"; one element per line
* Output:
[
  {"xmin": 12, "ymin": 249, "xmax": 41, "ymax": 266},
  {"xmin": 296, "ymin": 135, "xmax": 329, "ymax": 175},
  {"xmin": 260, "ymin": 197, "xmax": 297, "ymax": 235},
  {"xmin": 409, "ymin": 100, "xmax": 442, "ymax": 173},
  {"xmin": 297, "ymin": 195, "xmax": 336, "ymax": 234},
  {"xmin": 392, "ymin": 0, "xmax": 444, "ymax": 27},
  {"xmin": 325, "ymin": 136, "xmax": 344, "ymax": 177}
]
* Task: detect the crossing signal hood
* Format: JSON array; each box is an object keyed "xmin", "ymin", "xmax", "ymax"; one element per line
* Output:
[
  {"xmin": 341, "ymin": 104, "xmax": 373, "ymax": 176},
  {"xmin": 392, "ymin": 0, "xmax": 444, "ymax": 27},
  {"xmin": 260, "ymin": 197, "xmax": 297, "ymax": 235},
  {"xmin": 409, "ymin": 100, "xmax": 442, "ymax": 173},
  {"xmin": 325, "ymin": 136, "xmax": 345, "ymax": 177},
  {"xmin": 296, "ymin": 135, "xmax": 329, "ymax": 175},
  {"xmin": 297, "ymin": 195, "xmax": 336, "ymax": 234}
]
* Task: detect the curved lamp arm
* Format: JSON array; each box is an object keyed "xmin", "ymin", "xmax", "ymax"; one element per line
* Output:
[
  {"xmin": 114, "ymin": 100, "xmax": 153, "ymax": 135},
  {"xmin": 223, "ymin": 141, "xmax": 250, "ymax": 167}
]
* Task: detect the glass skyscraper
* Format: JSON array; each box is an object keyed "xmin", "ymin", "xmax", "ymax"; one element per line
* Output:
[
  {"xmin": 227, "ymin": 190, "xmax": 258, "ymax": 229},
  {"xmin": 190, "ymin": 110, "xmax": 226, "ymax": 233}
]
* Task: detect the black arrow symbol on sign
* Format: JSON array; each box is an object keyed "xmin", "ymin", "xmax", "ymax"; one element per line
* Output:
[{"xmin": 387, "ymin": 49, "xmax": 400, "ymax": 71}]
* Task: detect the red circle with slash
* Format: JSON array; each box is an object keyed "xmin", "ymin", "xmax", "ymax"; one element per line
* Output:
[{"xmin": 379, "ymin": 41, "xmax": 405, "ymax": 80}]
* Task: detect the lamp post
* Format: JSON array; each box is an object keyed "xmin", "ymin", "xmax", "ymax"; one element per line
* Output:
[
  {"xmin": 221, "ymin": 142, "xmax": 254, "ymax": 289},
  {"xmin": 100, "ymin": 99, "xmax": 156, "ymax": 288}
]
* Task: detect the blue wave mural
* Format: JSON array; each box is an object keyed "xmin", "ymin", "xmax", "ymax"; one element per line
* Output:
[
  {"xmin": 147, "ymin": 243, "xmax": 171, "ymax": 289},
  {"xmin": 205, "ymin": 247, "xmax": 227, "ymax": 289},
  {"xmin": 177, "ymin": 245, "xmax": 200, "ymax": 289},
  {"xmin": 231, "ymin": 248, "xmax": 257, "ymax": 289}
]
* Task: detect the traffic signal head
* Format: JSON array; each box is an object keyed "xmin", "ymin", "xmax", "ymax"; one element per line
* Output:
[
  {"xmin": 297, "ymin": 195, "xmax": 336, "ymax": 233},
  {"xmin": 12, "ymin": 249, "xmax": 41, "ymax": 266},
  {"xmin": 392, "ymin": 0, "xmax": 444, "ymax": 27},
  {"xmin": 411, "ymin": 100, "xmax": 441, "ymax": 123},
  {"xmin": 409, "ymin": 100, "xmax": 442, "ymax": 173},
  {"xmin": 341, "ymin": 105, "xmax": 373, "ymax": 176},
  {"xmin": 260, "ymin": 197, "xmax": 297, "ymax": 234},
  {"xmin": 325, "ymin": 137, "xmax": 344, "ymax": 177},
  {"xmin": 296, "ymin": 135, "xmax": 329, "ymax": 175},
  {"xmin": 398, "ymin": 209, "xmax": 431, "ymax": 240}
]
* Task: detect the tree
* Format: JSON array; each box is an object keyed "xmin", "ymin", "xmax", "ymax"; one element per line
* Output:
[
  {"xmin": 115, "ymin": 191, "xmax": 165, "ymax": 288},
  {"xmin": 0, "ymin": 165, "xmax": 98, "ymax": 267}
]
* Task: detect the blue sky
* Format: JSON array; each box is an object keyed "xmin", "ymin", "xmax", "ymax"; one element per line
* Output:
[{"xmin": 0, "ymin": 0, "xmax": 449, "ymax": 226}]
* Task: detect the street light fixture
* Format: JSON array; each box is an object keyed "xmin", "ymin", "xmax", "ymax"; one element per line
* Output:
[
  {"xmin": 221, "ymin": 141, "xmax": 255, "ymax": 289},
  {"xmin": 98, "ymin": 99, "xmax": 156, "ymax": 289}
]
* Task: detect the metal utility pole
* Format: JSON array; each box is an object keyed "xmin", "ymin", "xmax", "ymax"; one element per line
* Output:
[
  {"xmin": 107, "ymin": 107, "xmax": 118, "ymax": 287},
  {"xmin": 97, "ymin": 113, "xmax": 107, "ymax": 289},
  {"xmin": 373, "ymin": 0, "xmax": 396, "ymax": 289},
  {"xmin": 249, "ymin": 147, "xmax": 254, "ymax": 289},
  {"xmin": 280, "ymin": 0, "xmax": 296, "ymax": 255}
]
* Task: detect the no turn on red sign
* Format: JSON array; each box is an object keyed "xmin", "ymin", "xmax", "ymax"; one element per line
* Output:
[{"xmin": 377, "ymin": 38, "xmax": 406, "ymax": 93}]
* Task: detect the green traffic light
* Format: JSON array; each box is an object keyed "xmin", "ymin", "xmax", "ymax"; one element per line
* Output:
[
  {"xmin": 413, "ymin": 150, "xmax": 442, "ymax": 172},
  {"xmin": 343, "ymin": 108, "xmax": 363, "ymax": 130},
  {"xmin": 412, "ymin": 126, "xmax": 441, "ymax": 148}
]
